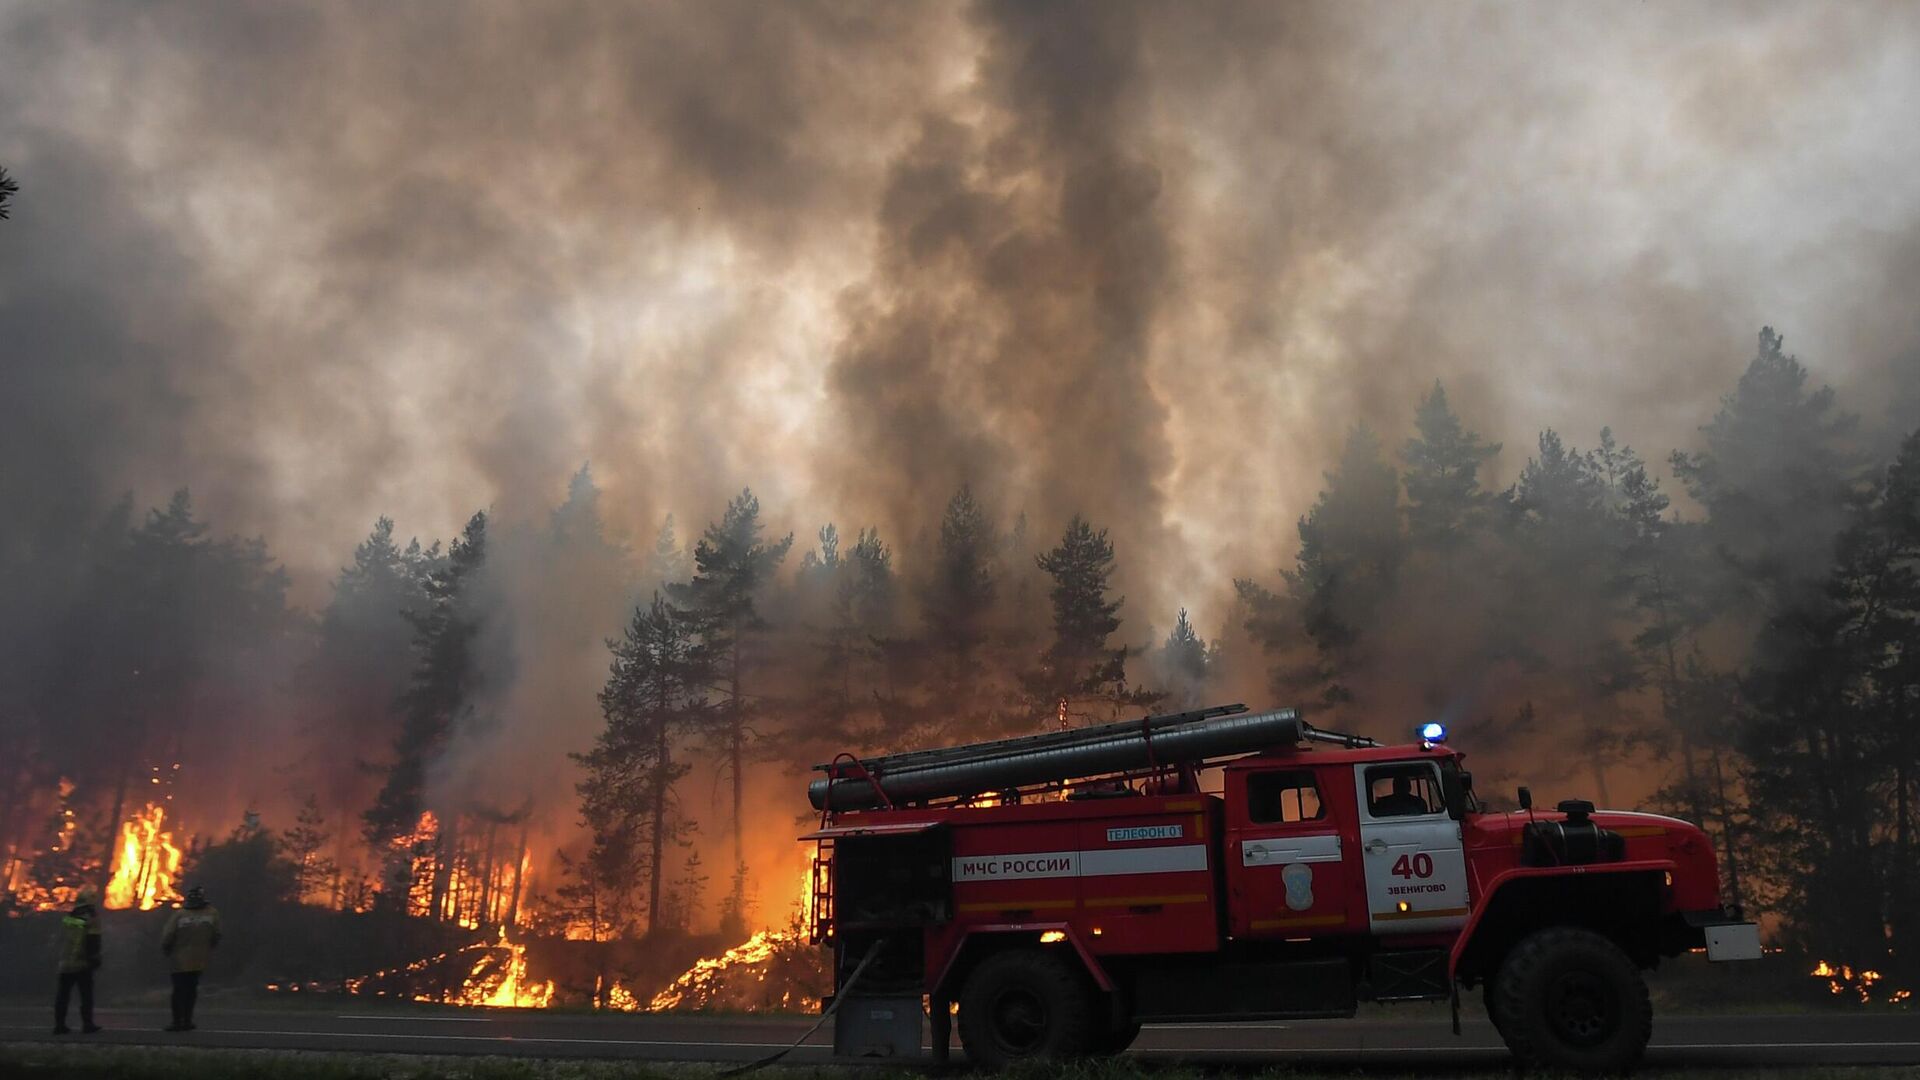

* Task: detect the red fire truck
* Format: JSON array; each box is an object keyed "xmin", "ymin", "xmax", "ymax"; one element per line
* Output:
[{"xmin": 803, "ymin": 704, "xmax": 1758, "ymax": 1073}]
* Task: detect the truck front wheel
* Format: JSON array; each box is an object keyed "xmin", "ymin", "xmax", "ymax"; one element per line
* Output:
[
  {"xmin": 1493, "ymin": 927, "xmax": 1652, "ymax": 1073},
  {"xmin": 957, "ymin": 949, "xmax": 1097, "ymax": 1068}
]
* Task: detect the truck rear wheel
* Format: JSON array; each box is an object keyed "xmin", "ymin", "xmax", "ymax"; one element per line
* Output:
[
  {"xmin": 1493, "ymin": 926, "xmax": 1651, "ymax": 1073},
  {"xmin": 957, "ymin": 950, "xmax": 1097, "ymax": 1068}
]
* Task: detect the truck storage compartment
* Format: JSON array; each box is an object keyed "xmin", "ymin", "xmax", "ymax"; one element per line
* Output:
[
  {"xmin": 833, "ymin": 825, "xmax": 953, "ymax": 928},
  {"xmin": 1072, "ymin": 798, "xmax": 1222, "ymax": 955}
]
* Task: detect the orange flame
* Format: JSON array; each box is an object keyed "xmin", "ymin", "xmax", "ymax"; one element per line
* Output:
[
  {"xmin": 7, "ymin": 779, "xmax": 85, "ymax": 910},
  {"xmin": 382, "ymin": 811, "xmax": 530, "ymax": 928},
  {"xmin": 1811, "ymin": 959, "xmax": 1909, "ymax": 1005},
  {"xmin": 463, "ymin": 926, "xmax": 555, "ymax": 1008},
  {"xmin": 334, "ymin": 926, "xmax": 554, "ymax": 1008},
  {"xmin": 105, "ymin": 803, "xmax": 183, "ymax": 910},
  {"xmin": 648, "ymin": 929, "xmax": 794, "ymax": 1010}
]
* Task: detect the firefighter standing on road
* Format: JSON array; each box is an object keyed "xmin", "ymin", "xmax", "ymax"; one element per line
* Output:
[
  {"xmin": 52, "ymin": 888, "xmax": 103, "ymax": 1035},
  {"xmin": 160, "ymin": 885, "xmax": 221, "ymax": 1032}
]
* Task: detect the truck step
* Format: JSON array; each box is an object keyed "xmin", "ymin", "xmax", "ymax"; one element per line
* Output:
[{"xmin": 1364, "ymin": 948, "xmax": 1450, "ymax": 1002}]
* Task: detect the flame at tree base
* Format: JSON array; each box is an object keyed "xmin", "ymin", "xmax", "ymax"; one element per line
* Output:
[
  {"xmin": 644, "ymin": 929, "xmax": 827, "ymax": 1012},
  {"xmin": 1811, "ymin": 960, "xmax": 1913, "ymax": 1005},
  {"xmin": 330, "ymin": 926, "xmax": 554, "ymax": 1008}
]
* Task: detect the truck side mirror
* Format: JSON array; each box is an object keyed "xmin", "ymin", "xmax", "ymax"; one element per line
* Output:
[{"xmin": 1517, "ymin": 786, "xmax": 1532, "ymax": 811}]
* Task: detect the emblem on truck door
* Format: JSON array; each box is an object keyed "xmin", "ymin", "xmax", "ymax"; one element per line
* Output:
[{"xmin": 1281, "ymin": 862, "xmax": 1314, "ymax": 910}]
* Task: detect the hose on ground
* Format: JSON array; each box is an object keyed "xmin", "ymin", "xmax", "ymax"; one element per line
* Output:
[{"xmin": 717, "ymin": 938, "xmax": 886, "ymax": 1077}]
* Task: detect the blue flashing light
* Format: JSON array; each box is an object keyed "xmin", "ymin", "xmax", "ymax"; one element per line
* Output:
[{"xmin": 1419, "ymin": 721, "xmax": 1448, "ymax": 743}]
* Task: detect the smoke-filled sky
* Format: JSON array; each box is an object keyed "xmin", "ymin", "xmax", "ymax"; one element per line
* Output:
[{"xmin": 5, "ymin": 0, "xmax": 1920, "ymax": 629}]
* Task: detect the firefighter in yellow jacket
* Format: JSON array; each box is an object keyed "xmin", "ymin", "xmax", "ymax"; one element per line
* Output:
[
  {"xmin": 53, "ymin": 888, "xmax": 104, "ymax": 1034},
  {"xmin": 160, "ymin": 885, "xmax": 221, "ymax": 1031}
]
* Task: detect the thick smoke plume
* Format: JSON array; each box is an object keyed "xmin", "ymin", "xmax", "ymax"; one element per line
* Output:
[{"xmin": 4, "ymin": 1, "xmax": 1920, "ymax": 929}]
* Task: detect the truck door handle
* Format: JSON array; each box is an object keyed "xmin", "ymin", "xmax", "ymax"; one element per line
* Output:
[{"xmin": 1365, "ymin": 839, "xmax": 1388, "ymax": 855}]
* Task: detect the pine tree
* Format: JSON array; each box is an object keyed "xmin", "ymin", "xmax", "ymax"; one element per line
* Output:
[
  {"xmin": 1403, "ymin": 382, "xmax": 1501, "ymax": 556},
  {"xmin": 365, "ymin": 511, "xmax": 489, "ymax": 849},
  {"xmin": 1673, "ymin": 328, "xmax": 1863, "ymax": 915},
  {"xmin": 0, "ymin": 165, "xmax": 16, "ymax": 220},
  {"xmin": 576, "ymin": 594, "xmax": 705, "ymax": 936},
  {"xmin": 86, "ymin": 491, "xmax": 295, "ymax": 897},
  {"xmin": 845, "ymin": 529, "xmax": 895, "ymax": 633},
  {"xmin": 550, "ymin": 848, "xmax": 614, "ymax": 941},
  {"xmin": 669, "ymin": 490, "xmax": 791, "ymax": 932},
  {"xmin": 1281, "ymin": 425, "xmax": 1403, "ymax": 704},
  {"xmin": 797, "ymin": 524, "xmax": 842, "ymax": 594},
  {"xmin": 646, "ymin": 514, "xmax": 689, "ymax": 589},
  {"xmin": 1503, "ymin": 429, "xmax": 1643, "ymax": 803},
  {"xmin": 803, "ymin": 527, "xmax": 896, "ymax": 748},
  {"xmin": 1611, "ymin": 432, "xmax": 1727, "ymax": 839},
  {"xmin": 1672, "ymin": 327, "xmax": 1861, "ymax": 615},
  {"xmin": 282, "ymin": 795, "xmax": 338, "ymax": 906},
  {"xmin": 1157, "ymin": 608, "xmax": 1213, "ymax": 708},
  {"xmin": 550, "ymin": 464, "xmax": 605, "ymax": 547},
  {"xmin": 1740, "ymin": 427, "xmax": 1920, "ymax": 969},
  {"xmin": 1032, "ymin": 515, "xmax": 1128, "ymax": 715},
  {"xmin": 659, "ymin": 849, "xmax": 709, "ymax": 934},
  {"xmin": 549, "ymin": 847, "xmax": 619, "ymax": 1003},
  {"xmin": 1873, "ymin": 431, "xmax": 1920, "ymax": 960},
  {"xmin": 301, "ymin": 518, "xmax": 434, "ymax": 824},
  {"xmin": 921, "ymin": 485, "xmax": 996, "ymax": 667}
]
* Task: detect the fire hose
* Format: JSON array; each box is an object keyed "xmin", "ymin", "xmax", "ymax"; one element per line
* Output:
[{"xmin": 717, "ymin": 938, "xmax": 886, "ymax": 1077}]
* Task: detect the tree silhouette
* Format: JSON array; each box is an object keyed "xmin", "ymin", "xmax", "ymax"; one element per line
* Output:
[
  {"xmin": 670, "ymin": 489, "xmax": 791, "ymax": 934},
  {"xmin": 1033, "ymin": 515, "xmax": 1124, "ymax": 706},
  {"xmin": 577, "ymin": 593, "xmax": 706, "ymax": 936},
  {"xmin": 365, "ymin": 512, "xmax": 489, "ymax": 848}
]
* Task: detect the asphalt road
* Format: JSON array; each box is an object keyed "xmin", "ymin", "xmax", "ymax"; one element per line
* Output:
[{"xmin": 6, "ymin": 1004, "xmax": 1920, "ymax": 1069}]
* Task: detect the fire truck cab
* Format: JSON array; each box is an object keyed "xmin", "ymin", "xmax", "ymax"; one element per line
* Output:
[{"xmin": 804, "ymin": 705, "xmax": 1758, "ymax": 1074}]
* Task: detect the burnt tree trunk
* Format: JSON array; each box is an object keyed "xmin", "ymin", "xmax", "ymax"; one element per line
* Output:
[
  {"xmin": 505, "ymin": 826, "xmax": 528, "ymax": 928},
  {"xmin": 477, "ymin": 822, "xmax": 497, "ymax": 927},
  {"xmin": 97, "ymin": 763, "xmax": 129, "ymax": 900},
  {"xmin": 729, "ymin": 614, "xmax": 746, "ymax": 922},
  {"xmin": 429, "ymin": 815, "xmax": 457, "ymax": 922}
]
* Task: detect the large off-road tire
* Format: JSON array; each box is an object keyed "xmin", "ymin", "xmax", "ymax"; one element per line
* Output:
[
  {"xmin": 1493, "ymin": 926, "xmax": 1652, "ymax": 1074},
  {"xmin": 957, "ymin": 949, "xmax": 1098, "ymax": 1068},
  {"xmin": 1482, "ymin": 970, "xmax": 1510, "ymax": 1039}
]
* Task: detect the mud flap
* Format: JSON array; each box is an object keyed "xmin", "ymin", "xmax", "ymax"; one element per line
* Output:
[
  {"xmin": 930, "ymin": 997, "xmax": 951, "ymax": 1063},
  {"xmin": 1450, "ymin": 981, "xmax": 1461, "ymax": 1036}
]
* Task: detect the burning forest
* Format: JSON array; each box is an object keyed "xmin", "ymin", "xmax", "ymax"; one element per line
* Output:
[
  {"xmin": 3, "ymin": 0, "xmax": 1920, "ymax": 1024},
  {"xmin": 4, "ymin": 356, "xmax": 1919, "ymax": 1012}
]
